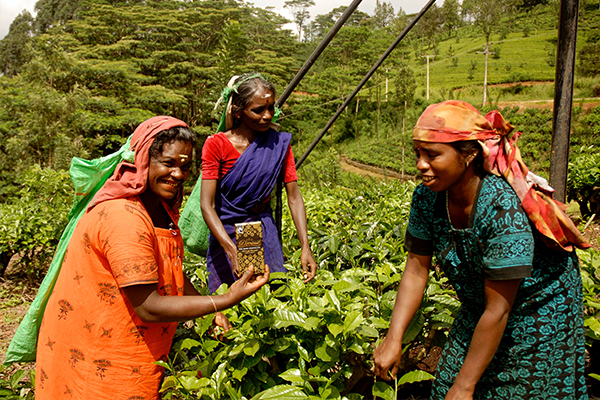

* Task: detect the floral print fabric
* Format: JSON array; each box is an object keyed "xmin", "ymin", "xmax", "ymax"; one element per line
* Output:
[
  {"xmin": 36, "ymin": 197, "xmax": 184, "ymax": 400},
  {"xmin": 405, "ymin": 174, "xmax": 588, "ymax": 399}
]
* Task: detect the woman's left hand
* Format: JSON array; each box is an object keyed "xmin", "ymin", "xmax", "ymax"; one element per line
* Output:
[
  {"xmin": 214, "ymin": 311, "xmax": 232, "ymax": 332},
  {"xmin": 301, "ymin": 247, "xmax": 317, "ymax": 283},
  {"xmin": 212, "ymin": 311, "xmax": 232, "ymax": 341},
  {"xmin": 444, "ymin": 384, "xmax": 474, "ymax": 400}
]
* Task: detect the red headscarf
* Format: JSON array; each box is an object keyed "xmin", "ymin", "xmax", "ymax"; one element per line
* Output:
[
  {"xmin": 88, "ymin": 116, "xmax": 190, "ymax": 217},
  {"xmin": 413, "ymin": 100, "xmax": 590, "ymax": 252}
]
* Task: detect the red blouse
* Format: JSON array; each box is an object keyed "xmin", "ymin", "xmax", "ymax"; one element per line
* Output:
[{"xmin": 201, "ymin": 132, "xmax": 298, "ymax": 182}]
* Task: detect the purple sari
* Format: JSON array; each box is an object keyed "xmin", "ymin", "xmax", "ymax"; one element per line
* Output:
[{"xmin": 207, "ymin": 129, "xmax": 292, "ymax": 293}]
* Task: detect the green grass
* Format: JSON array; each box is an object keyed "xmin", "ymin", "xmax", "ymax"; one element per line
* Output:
[{"xmin": 371, "ymin": 4, "xmax": 600, "ymax": 105}]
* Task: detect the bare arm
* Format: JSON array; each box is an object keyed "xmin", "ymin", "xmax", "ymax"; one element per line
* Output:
[
  {"xmin": 373, "ymin": 252, "xmax": 432, "ymax": 380},
  {"xmin": 122, "ymin": 266, "xmax": 269, "ymax": 323},
  {"xmin": 285, "ymin": 181, "xmax": 317, "ymax": 283},
  {"xmin": 182, "ymin": 273, "xmax": 232, "ymax": 331},
  {"xmin": 200, "ymin": 179, "xmax": 239, "ymax": 275},
  {"xmin": 445, "ymin": 278, "xmax": 521, "ymax": 400}
]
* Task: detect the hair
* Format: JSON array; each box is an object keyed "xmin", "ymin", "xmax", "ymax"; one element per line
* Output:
[
  {"xmin": 149, "ymin": 126, "xmax": 197, "ymax": 159},
  {"xmin": 230, "ymin": 73, "xmax": 276, "ymax": 127},
  {"xmin": 450, "ymin": 140, "xmax": 484, "ymax": 170}
]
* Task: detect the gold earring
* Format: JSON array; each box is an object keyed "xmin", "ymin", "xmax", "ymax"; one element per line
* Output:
[{"xmin": 466, "ymin": 160, "xmax": 470, "ymax": 168}]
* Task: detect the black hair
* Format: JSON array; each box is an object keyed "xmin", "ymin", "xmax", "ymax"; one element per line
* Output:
[
  {"xmin": 149, "ymin": 126, "xmax": 197, "ymax": 159},
  {"xmin": 450, "ymin": 140, "xmax": 484, "ymax": 170},
  {"xmin": 230, "ymin": 73, "xmax": 276, "ymax": 127}
]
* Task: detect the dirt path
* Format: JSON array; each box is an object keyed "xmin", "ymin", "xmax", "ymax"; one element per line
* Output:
[
  {"xmin": 496, "ymin": 98, "xmax": 600, "ymax": 111},
  {"xmin": 339, "ymin": 156, "xmax": 415, "ymax": 181}
]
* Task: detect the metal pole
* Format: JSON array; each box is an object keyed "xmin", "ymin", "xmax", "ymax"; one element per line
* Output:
[
  {"xmin": 275, "ymin": 0, "xmax": 363, "ymax": 109},
  {"xmin": 549, "ymin": 0, "xmax": 579, "ymax": 203},
  {"xmin": 296, "ymin": 0, "xmax": 437, "ymax": 169},
  {"xmin": 275, "ymin": 0, "xmax": 364, "ymax": 242}
]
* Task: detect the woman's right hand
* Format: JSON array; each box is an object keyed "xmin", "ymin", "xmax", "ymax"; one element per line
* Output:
[
  {"xmin": 227, "ymin": 264, "xmax": 270, "ymax": 304},
  {"xmin": 373, "ymin": 336, "xmax": 403, "ymax": 381}
]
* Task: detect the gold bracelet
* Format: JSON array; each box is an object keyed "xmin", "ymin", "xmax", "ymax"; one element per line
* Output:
[{"xmin": 208, "ymin": 296, "xmax": 218, "ymax": 314}]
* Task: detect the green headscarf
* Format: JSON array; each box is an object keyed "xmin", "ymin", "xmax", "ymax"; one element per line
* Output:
[{"xmin": 214, "ymin": 73, "xmax": 282, "ymax": 133}]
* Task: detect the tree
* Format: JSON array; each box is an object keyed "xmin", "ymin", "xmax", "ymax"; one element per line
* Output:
[
  {"xmin": 34, "ymin": 0, "xmax": 81, "ymax": 33},
  {"xmin": 373, "ymin": 0, "xmax": 395, "ymax": 29},
  {"xmin": 394, "ymin": 61, "xmax": 416, "ymax": 178},
  {"xmin": 306, "ymin": 6, "xmax": 369, "ymax": 41},
  {"xmin": 0, "ymin": 0, "xmax": 301, "ymax": 200},
  {"xmin": 441, "ymin": 0, "xmax": 461, "ymax": 39},
  {"xmin": 472, "ymin": 0, "xmax": 503, "ymax": 44},
  {"xmin": 284, "ymin": 0, "xmax": 315, "ymax": 42},
  {"xmin": 578, "ymin": 43, "xmax": 600, "ymax": 77},
  {"xmin": 0, "ymin": 10, "xmax": 34, "ymax": 76},
  {"xmin": 503, "ymin": 0, "xmax": 522, "ymax": 29},
  {"xmin": 417, "ymin": 3, "xmax": 442, "ymax": 51}
]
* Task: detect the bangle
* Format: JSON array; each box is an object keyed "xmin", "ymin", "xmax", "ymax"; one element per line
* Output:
[{"xmin": 208, "ymin": 296, "xmax": 218, "ymax": 313}]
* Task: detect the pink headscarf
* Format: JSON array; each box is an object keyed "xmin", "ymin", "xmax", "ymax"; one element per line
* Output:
[
  {"xmin": 88, "ymin": 116, "xmax": 190, "ymax": 218},
  {"xmin": 413, "ymin": 100, "xmax": 590, "ymax": 252}
]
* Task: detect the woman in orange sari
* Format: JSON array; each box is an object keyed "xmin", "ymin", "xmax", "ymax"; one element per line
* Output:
[{"xmin": 35, "ymin": 116, "xmax": 269, "ymax": 400}]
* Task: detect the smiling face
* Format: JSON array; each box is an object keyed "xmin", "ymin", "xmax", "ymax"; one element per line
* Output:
[
  {"xmin": 413, "ymin": 140, "xmax": 470, "ymax": 192},
  {"xmin": 147, "ymin": 140, "xmax": 193, "ymax": 201},
  {"xmin": 237, "ymin": 86, "xmax": 275, "ymax": 132}
]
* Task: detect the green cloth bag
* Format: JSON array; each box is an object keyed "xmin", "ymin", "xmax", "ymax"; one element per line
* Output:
[
  {"xmin": 179, "ymin": 176, "xmax": 210, "ymax": 256},
  {"xmin": 4, "ymin": 138, "xmax": 134, "ymax": 364}
]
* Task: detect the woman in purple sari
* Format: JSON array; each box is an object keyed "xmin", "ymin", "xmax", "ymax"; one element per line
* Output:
[{"xmin": 200, "ymin": 73, "xmax": 317, "ymax": 293}]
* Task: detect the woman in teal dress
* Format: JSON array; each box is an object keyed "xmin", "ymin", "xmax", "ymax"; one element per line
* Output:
[{"xmin": 373, "ymin": 100, "xmax": 589, "ymax": 399}]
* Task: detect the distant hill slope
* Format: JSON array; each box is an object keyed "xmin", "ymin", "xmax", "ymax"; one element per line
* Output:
[{"xmin": 399, "ymin": 2, "xmax": 598, "ymax": 99}]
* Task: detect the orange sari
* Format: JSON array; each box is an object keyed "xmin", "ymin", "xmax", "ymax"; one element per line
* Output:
[{"xmin": 36, "ymin": 196, "xmax": 184, "ymax": 400}]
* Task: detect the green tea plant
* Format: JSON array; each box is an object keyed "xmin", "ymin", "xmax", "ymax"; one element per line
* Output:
[
  {"xmin": 0, "ymin": 165, "xmax": 71, "ymax": 278},
  {"xmin": 0, "ymin": 365, "xmax": 34, "ymax": 400},
  {"xmin": 567, "ymin": 146, "xmax": 600, "ymax": 217},
  {"xmin": 576, "ymin": 247, "xmax": 600, "ymax": 386},
  {"xmin": 160, "ymin": 180, "xmax": 458, "ymax": 399},
  {"xmin": 161, "ymin": 264, "xmax": 446, "ymax": 399},
  {"xmin": 577, "ymin": 248, "xmax": 600, "ymax": 345}
]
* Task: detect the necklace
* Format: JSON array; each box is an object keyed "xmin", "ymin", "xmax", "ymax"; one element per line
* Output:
[{"xmin": 445, "ymin": 191, "xmax": 452, "ymax": 225}]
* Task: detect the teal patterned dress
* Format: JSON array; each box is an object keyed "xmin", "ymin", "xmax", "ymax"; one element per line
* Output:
[{"xmin": 405, "ymin": 174, "xmax": 588, "ymax": 399}]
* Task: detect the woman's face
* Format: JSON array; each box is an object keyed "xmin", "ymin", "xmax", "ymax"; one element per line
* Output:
[
  {"xmin": 147, "ymin": 139, "xmax": 193, "ymax": 201},
  {"xmin": 238, "ymin": 87, "xmax": 275, "ymax": 132},
  {"xmin": 413, "ymin": 140, "xmax": 468, "ymax": 192}
]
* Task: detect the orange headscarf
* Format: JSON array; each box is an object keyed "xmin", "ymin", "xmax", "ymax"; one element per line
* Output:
[
  {"xmin": 413, "ymin": 100, "xmax": 590, "ymax": 252},
  {"xmin": 88, "ymin": 116, "xmax": 190, "ymax": 217}
]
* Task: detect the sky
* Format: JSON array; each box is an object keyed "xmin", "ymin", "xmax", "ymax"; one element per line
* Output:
[{"xmin": 0, "ymin": 0, "xmax": 426, "ymax": 40}]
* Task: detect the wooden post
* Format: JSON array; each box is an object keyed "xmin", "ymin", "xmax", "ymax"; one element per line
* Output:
[
  {"xmin": 385, "ymin": 68, "xmax": 389, "ymax": 102},
  {"xmin": 476, "ymin": 43, "xmax": 494, "ymax": 108},
  {"xmin": 421, "ymin": 54, "xmax": 434, "ymax": 100}
]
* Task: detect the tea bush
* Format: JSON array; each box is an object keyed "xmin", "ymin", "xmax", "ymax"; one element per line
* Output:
[
  {"xmin": 567, "ymin": 146, "xmax": 600, "ymax": 217},
  {"xmin": 162, "ymin": 179, "xmax": 449, "ymax": 399},
  {"xmin": 0, "ymin": 165, "xmax": 71, "ymax": 278}
]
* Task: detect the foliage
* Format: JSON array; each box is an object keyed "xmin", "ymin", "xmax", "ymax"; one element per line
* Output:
[
  {"xmin": 0, "ymin": 0, "xmax": 300, "ymax": 200},
  {"xmin": 0, "ymin": 364, "xmax": 34, "ymax": 400},
  {"xmin": 0, "ymin": 165, "xmax": 72, "ymax": 278},
  {"xmin": 578, "ymin": 248, "xmax": 600, "ymax": 345},
  {"xmin": 567, "ymin": 146, "xmax": 600, "ymax": 217},
  {"xmin": 161, "ymin": 180, "xmax": 448, "ymax": 399},
  {"xmin": 0, "ymin": 10, "xmax": 34, "ymax": 77},
  {"xmin": 284, "ymin": 0, "xmax": 315, "ymax": 42},
  {"xmin": 577, "ymin": 43, "xmax": 600, "ymax": 77}
]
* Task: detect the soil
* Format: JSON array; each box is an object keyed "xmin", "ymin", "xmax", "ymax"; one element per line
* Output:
[{"xmin": 340, "ymin": 156, "xmax": 415, "ymax": 181}]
